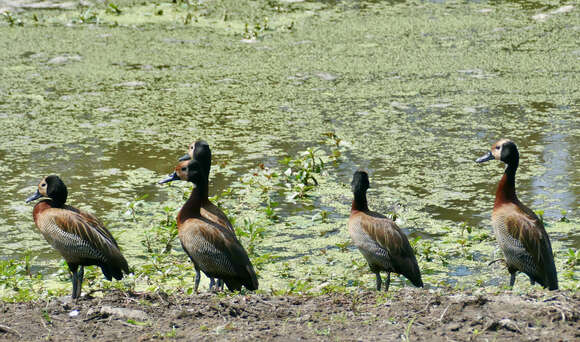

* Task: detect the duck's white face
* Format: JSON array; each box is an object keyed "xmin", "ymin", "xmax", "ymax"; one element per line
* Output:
[
  {"xmin": 491, "ymin": 138, "xmax": 512, "ymax": 161},
  {"xmin": 188, "ymin": 142, "xmax": 195, "ymax": 158},
  {"xmin": 38, "ymin": 177, "xmax": 49, "ymax": 197},
  {"xmin": 175, "ymin": 161, "xmax": 190, "ymax": 181}
]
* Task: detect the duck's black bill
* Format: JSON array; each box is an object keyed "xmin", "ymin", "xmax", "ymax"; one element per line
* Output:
[
  {"xmin": 476, "ymin": 151, "xmax": 494, "ymax": 163},
  {"xmin": 178, "ymin": 154, "xmax": 191, "ymax": 161},
  {"xmin": 25, "ymin": 190, "xmax": 42, "ymax": 203},
  {"xmin": 158, "ymin": 172, "xmax": 180, "ymax": 184}
]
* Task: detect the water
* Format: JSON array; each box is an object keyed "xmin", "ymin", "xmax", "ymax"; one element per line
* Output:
[{"xmin": 0, "ymin": 0, "xmax": 578, "ymax": 291}]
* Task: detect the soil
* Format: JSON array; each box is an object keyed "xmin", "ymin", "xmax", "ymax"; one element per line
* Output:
[{"xmin": 0, "ymin": 289, "xmax": 578, "ymax": 341}]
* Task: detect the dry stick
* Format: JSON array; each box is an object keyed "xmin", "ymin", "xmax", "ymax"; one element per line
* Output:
[
  {"xmin": 548, "ymin": 305, "xmax": 566, "ymax": 322},
  {"xmin": 0, "ymin": 324, "xmax": 21, "ymax": 337},
  {"xmin": 438, "ymin": 304, "xmax": 451, "ymax": 322},
  {"xmin": 414, "ymin": 299, "xmax": 437, "ymax": 316}
]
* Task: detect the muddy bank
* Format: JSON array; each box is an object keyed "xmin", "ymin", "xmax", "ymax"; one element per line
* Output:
[{"xmin": 0, "ymin": 289, "xmax": 578, "ymax": 341}]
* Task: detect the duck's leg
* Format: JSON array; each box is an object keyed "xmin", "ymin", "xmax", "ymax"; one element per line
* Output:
[
  {"xmin": 209, "ymin": 278, "xmax": 215, "ymax": 291},
  {"xmin": 194, "ymin": 265, "xmax": 201, "ymax": 293},
  {"xmin": 71, "ymin": 265, "xmax": 84, "ymax": 299},
  {"xmin": 385, "ymin": 272, "xmax": 391, "ymax": 292},
  {"xmin": 217, "ymin": 279, "xmax": 224, "ymax": 291},
  {"xmin": 375, "ymin": 272, "xmax": 382, "ymax": 291},
  {"xmin": 509, "ymin": 272, "xmax": 516, "ymax": 288}
]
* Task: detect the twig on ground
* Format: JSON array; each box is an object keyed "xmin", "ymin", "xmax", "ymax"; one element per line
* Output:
[
  {"xmin": 439, "ymin": 304, "xmax": 451, "ymax": 322},
  {"xmin": 0, "ymin": 324, "xmax": 21, "ymax": 337}
]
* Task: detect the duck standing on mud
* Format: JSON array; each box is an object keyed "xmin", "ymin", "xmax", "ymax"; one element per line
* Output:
[
  {"xmin": 159, "ymin": 159, "xmax": 259, "ymax": 292},
  {"xmin": 26, "ymin": 176, "xmax": 130, "ymax": 299},
  {"xmin": 175, "ymin": 140, "xmax": 235, "ymax": 290},
  {"xmin": 476, "ymin": 139, "xmax": 558, "ymax": 290},
  {"xmin": 348, "ymin": 170, "xmax": 423, "ymax": 291}
]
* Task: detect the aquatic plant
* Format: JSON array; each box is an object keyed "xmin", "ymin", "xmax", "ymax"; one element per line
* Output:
[{"xmin": 1, "ymin": 11, "xmax": 23, "ymax": 26}]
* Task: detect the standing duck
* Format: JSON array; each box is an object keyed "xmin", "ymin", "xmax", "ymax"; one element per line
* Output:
[
  {"xmin": 178, "ymin": 140, "xmax": 235, "ymax": 234},
  {"xmin": 25, "ymin": 176, "xmax": 130, "ymax": 299},
  {"xmin": 159, "ymin": 160, "xmax": 258, "ymax": 292},
  {"xmin": 476, "ymin": 139, "xmax": 558, "ymax": 290},
  {"xmin": 348, "ymin": 170, "xmax": 423, "ymax": 291}
]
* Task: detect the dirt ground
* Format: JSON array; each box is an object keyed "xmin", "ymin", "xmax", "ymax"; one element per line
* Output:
[{"xmin": 0, "ymin": 289, "xmax": 578, "ymax": 341}]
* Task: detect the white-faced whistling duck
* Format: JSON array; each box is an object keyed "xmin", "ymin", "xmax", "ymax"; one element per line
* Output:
[
  {"xmin": 177, "ymin": 140, "xmax": 233, "ymax": 291},
  {"xmin": 25, "ymin": 176, "xmax": 130, "ymax": 299},
  {"xmin": 159, "ymin": 160, "xmax": 259, "ymax": 292},
  {"xmin": 178, "ymin": 140, "xmax": 235, "ymax": 235},
  {"xmin": 476, "ymin": 139, "xmax": 558, "ymax": 290},
  {"xmin": 348, "ymin": 170, "xmax": 423, "ymax": 291}
]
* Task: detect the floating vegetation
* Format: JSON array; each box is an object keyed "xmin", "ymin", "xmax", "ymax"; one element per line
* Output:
[{"xmin": 0, "ymin": 0, "xmax": 579, "ymax": 300}]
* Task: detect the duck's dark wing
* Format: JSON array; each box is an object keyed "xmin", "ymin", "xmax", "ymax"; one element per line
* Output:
[
  {"xmin": 180, "ymin": 219, "xmax": 258, "ymax": 291},
  {"xmin": 202, "ymin": 201, "xmax": 235, "ymax": 233},
  {"xmin": 48, "ymin": 208, "xmax": 129, "ymax": 278},
  {"xmin": 354, "ymin": 212, "xmax": 423, "ymax": 287},
  {"xmin": 505, "ymin": 204, "xmax": 558, "ymax": 289}
]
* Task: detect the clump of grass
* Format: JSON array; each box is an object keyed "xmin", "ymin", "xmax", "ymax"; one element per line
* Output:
[{"xmin": 0, "ymin": 254, "xmax": 44, "ymax": 302}]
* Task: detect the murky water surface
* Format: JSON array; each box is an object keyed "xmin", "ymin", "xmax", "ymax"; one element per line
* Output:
[{"xmin": 0, "ymin": 0, "xmax": 578, "ymax": 292}]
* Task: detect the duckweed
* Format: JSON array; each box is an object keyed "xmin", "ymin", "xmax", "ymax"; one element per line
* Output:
[{"xmin": 0, "ymin": 0, "xmax": 579, "ymax": 300}]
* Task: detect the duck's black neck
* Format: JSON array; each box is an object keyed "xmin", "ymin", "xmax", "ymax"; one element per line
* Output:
[
  {"xmin": 178, "ymin": 179, "xmax": 209, "ymax": 224},
  {"xmin": 52, "ymin": 200, "xmax": 65, "ymax": 208},
  {"xmin": 46, "ymin": 196, "xmax": 66, "ymax": 208},
  {"xmin": 495, "ymin": 160, "xmax": 518, "ymax": 207},
  {"xmin": 352, "ymin": 189, "xmax": 368, "ymax": 212}
]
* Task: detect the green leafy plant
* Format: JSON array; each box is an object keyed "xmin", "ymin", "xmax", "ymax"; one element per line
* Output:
[{"xmin": 235, "ymin": 218, "xmax": 265, "ymax": 256}]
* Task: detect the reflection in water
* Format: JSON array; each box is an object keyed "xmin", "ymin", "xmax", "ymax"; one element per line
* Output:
[{"xmin": 532, "ymin": 132, "xmax": 575, "ymax": 217}]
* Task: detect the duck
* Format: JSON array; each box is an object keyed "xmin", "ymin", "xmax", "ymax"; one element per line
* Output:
[
  {"xmin": 348, "ymin": 170, "xmax": 423, "ymax": 291},
  {"xmin": 178, "ymin": 140, "xmax": 235, "ymax": 234},
  {"xmin": 25, "ymin": 175, "xmax": 130, "ymax": 299},
  {"xmin": 177, "ymin": 140, "xmax": 233, "ymax": 291},
  {"xmin": 476, "ymin": 139, "xmax": 558, "ymax": 290},
  {"xmin": 159, "ymin": 160, "xmax": 258, "ymax": 292}
]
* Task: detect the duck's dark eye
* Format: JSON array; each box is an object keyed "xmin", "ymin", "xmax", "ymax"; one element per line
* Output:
[
  {"xmin": 41, "ymin": 183, "xmax": 46, "ymax": 187},
  {"xmin": 181, "ymin": 167, "xmax": 186, "ymax": 171},
  {"xmin": 495, "ymin": 146, "xmax": 500, "ymax": 150}
]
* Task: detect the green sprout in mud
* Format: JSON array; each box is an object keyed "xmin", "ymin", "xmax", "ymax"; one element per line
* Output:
[{"xmin": 402, "ymin": 316, "xmax": 416, "ymax": 342}]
